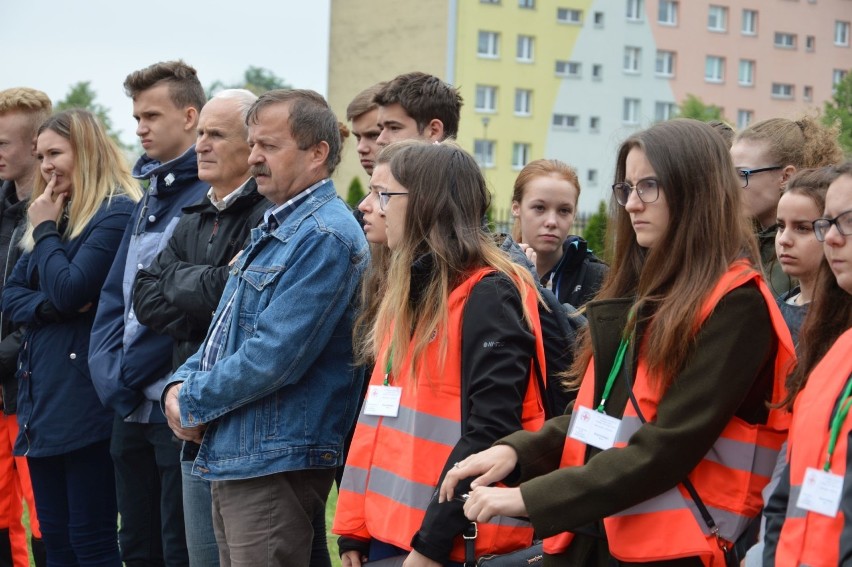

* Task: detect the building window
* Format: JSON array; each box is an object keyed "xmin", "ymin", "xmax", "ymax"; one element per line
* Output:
[
  {"xmin": 654, "ymin": 102, "xmax": 677, "ymax": 122},
  {"xmin": 519, "ymin": 0, "xmax": 535, "ymax": 7},
  {"xmin": 806, "ymin": 35, "xmax": 815, "ymax": 51},
  {"xmin": 741, "ymin": 9, "xmax": 757, "ymax": 35},
  {"xmin": 593, "ymin": 11, "xmax": 604, "ymax": 26},
  {"xmin": 624, "ymin": 46, "xmax": 641, "ymax": 73},
  {"xmin": 738, "ymin": 59, "xmax": 755, "ymax": 86},
  {"xmin": 771, "ymin": 83, "xmax": 794, "ymax": 99},
  {"xmin": 475, "ymin": 85, "xmax": 498, "ymax": 112},
  {"xmin": 804, "ymin": 85, "xmax": 813, "ymax": 101},
  {"xmin": 514, "ymin": 89, "xmax": 533, "ymax": 116},
  {"xmin": 552, "ymin": 113, "xmax": 579, "ymax": 129},
  {"xmin": 592, "ymin": 64, "xmax": 604, "ymax": 80},
  {"xmin": 587, "ymin": 169, "xmax": 599, "ymax": 185},
  {"xmin": 655, "ymin": 50, "xmax": 675, "ymax": 77},
  {"xmin": 516, "ymin": 35, "xmax": 535, "ymax": 62},
  {"xmin": 774, "ymin": 32, "xmax": 796, "ymax": 49},
  {"xmin": 623, "ymin": 98, "xmax": 641, "ymax": 124},
  {"xmin": 474, "ymin": 140, "xmax": 495, "ymax": 168},
  {"xmin": 512, "ymin": 143, "xmax": 531, "ymax": 169},
  {"xmin": 477, "ymin": 31, "xmax": 500, "ymax": 58},
  {"xmin": 481, "ymin": 0, "xmax": 501, "ymax": 4},
  {"xmin": 658, "ymin": 1, "xmax": 677, "ymax": 25},
  {"xmin": 555, "ymin": 60, "xmax": 582, "ymax": 77},
  {"xmin": 737, "ymin": 110, "xmax": 753, "ymax": 129},
  {"xmin": 557, "ymin": 7, "xmax": 583, "ymax": 24},
  {"xmin": 708, "ymin": 5, "xmax": 727, "ymax": 32},
  {"xmin": 589, "ymin": 116, "xmax": 601, "ymax": 132},
  {"xmin": 626, "ymin": 0, "xmax": 644, "ymax": 21},
  {"xmin": 836, "ymin": 21, "xmax": 851, "ymax": 46},
  {"xmin": 705, "ymin": 56, "xmax": 725, "ymax": 83},
  {"xmin": 835, "ymin": 69, "xmax": 849, "ymax": 85}
]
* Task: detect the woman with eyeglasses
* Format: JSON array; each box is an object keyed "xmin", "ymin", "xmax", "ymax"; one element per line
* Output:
[
  {"xmin": 731, "ymin": 116, "xmax": 843, "ymax": 296},
  {"xmin": 334, "ymin": 141, "xmax": 547, "ymax": 567},
  {"xmin": 762, "ymin": 162, "xmax": 852, "ymax": 566},
  {"xmin": 440, "ymin": 119, "xmax": 795, "ymax": 566},
  {"xmin": 1, "ymin": 109, "xmax": 141, "ymax": 565}
]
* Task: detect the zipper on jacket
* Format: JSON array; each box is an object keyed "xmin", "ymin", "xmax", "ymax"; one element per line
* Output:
[{"xmin": 207, "ymin": 213, "xmax": 221, "ymax": 260}]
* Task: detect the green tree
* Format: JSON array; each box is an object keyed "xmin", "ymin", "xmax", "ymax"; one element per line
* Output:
[
  {"xmin": 207, "ymin": 66, "xmax": 291, "ymax": 98},
  {"xmin": 346, "ymin": 177, "xmax": 366, "ymax": 209},
  {"xmin": 824, "ymin": 70, "xmax": 852, "ymax": 155},
  {"xmin": 55, "ymin": 81, "xmax": 133, "ymax": 152},
  {"xmin": 583, "ymin": 200, "xmax": 609, "ymax": 263},
  {"xmin": 676, "ymin": 94, "xmax": 726, "ymax": 123}
]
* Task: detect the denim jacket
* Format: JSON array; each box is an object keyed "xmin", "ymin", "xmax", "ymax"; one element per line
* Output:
[{"xmin": 169, "ymin": 180, "xmax": 369, "ymax": 480}]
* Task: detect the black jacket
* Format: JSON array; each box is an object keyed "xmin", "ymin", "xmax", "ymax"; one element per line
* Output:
[
  {"xmin": 0, "ymin": 181, "xmax": 29, "ymax": 414},
  {"xmin": 540, "ymin": 236, "xmax": 608, "ymax": 308},
  {"xmin": 132, "ymin": 179, "xmax": 269, "ymax": 370}
]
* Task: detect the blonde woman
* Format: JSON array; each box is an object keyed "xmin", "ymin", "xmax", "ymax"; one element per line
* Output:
[{"xmin": 2, "ymin": 109, "xmax": 141, "ymax": 566}]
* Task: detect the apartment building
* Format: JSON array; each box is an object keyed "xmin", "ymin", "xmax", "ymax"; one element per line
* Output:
[{"xmin": 328, "ymin": 0, "xmax": 852, "ymax": 212}]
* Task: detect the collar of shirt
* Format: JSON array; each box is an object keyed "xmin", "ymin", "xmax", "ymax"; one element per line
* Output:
[
  {"xmin": 207, "ymin": 177, "xmax": 252, "ymax": 212},
  {"xmin": 263, "ymin": 178, "xmax": 329, "ymax": 229}
]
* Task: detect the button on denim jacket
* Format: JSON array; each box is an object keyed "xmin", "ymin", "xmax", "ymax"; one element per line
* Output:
[{"xmin": 169, "ymin": 181, "xmax": 369, "ymax": 480}]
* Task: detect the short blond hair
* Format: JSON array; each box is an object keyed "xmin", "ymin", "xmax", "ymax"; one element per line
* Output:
[{"xmin": 0, "ymin": 87, "xmax": 52, "ymax": 138}]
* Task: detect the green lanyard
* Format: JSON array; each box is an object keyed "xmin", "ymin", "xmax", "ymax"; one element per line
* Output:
[
  {"xmin": 597, "ymin": 334, "xmax": 630, "ymax": 413},
  {"xmin": 824, "ymin": 373, "xmax": 852, "ymax": 471},
  {"xmin": 383, "ymin": 351, "xmax": 393, "ymax": 387}
]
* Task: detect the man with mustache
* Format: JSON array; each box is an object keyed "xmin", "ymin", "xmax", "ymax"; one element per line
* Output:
[{"xmin": 162, "ymin": 90, "xmax": 368, "ymax": 566}]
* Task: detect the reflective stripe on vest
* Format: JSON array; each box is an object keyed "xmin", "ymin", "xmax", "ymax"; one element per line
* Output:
[
  {"xmin": 544, "ymin": 260, "xmax": 795, "ymax": 564},
  {"xmin": 334, "ymin": 267, "xmax": 546, "ymax": 561},
  {"xmin": 776, "ymin": 329, "xmax": 852, "ymax": 567}
]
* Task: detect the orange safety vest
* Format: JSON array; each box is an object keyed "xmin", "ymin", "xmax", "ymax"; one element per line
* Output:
[
  {"xmin": 334, "ymin": 267, "xmax": 546, "ymax": 562},
  {"xmin": 544, "ymin": 260, "xmax": 795, "ymax": 566},
  {"xmin": 775, "ymin": 328, "xmax": 852, "ymax": 567}
]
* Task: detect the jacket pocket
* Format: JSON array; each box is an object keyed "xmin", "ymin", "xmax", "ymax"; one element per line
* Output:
[{"xmin": 240, "ymin": 265, "xmax": 285, "ymax": 292}]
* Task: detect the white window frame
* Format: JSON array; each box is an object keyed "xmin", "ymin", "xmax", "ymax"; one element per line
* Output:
[
  {"xmin": 737, "ymin": 109, "xmax": 753, "ymax": 130},
  {"xmin": 774, "ymin": 32, "xmax": 796, "ymax": 49},
  {"xmin": 771, "ymin": 83, "xmax": 794, "ymax": 99},
  {"xmin": 593, "ymin": 11, "xmax": 604, "ymax": 27},
  {"xmin": 658, "ymin": 1, "xmax": 677, "ymax": 25},
  {"xmin": 512, "ymin": 143, "xmax": 531, "ymax": 170},
  {"xmin": 708, "ymin": 5, "xmax": 727, "ymax": 32},
  {"xmin": 480, "ymin": 0, "xmax": 501, "ymax": 4},
  {"xmin": 803, "ymin": 85, "xmax": 813, "ymax": 102},
  {"xmin": 552, "ymin": 113, "xmax": 579, "ymax": 130},
  {"xmin": 516, "ymin": 35, "xmax": 535, "ymax": 62},
  {"xmin": 555, "ymin": 60, "xmax": 582, "ymax": 78},
  {"xmin": 474, "ymin": 139, "xmax": 495, "ymax": 168},
  {"xmin": 624, "ymin": 46, "xmax": 641, "ymax": 74},
  {"xmin": 655, "ymin": 50, "xmax": 675, "ymax": 77},
  {"xmin": 519, "ymin": 0, "xmax": 535, "ymax": 7},
  {"xmin": 741, "ymin": 9, "xmax": 757, "ymax": 35},
  {"xmin": 836, "ymin": 21, "xmax": 851, "ymax": 46},
  {"xmin": 623, "ymin": 98, "xmax": 641, "ymax": 125},
  {"xmin": 475, "ymin": 85, "xmax": 498, "ymax": 113},
  {"xmin": 589, "ymin": 116, "xmax": 601, "ymax": 132},
  {"xmin": 591, "ymin": 64, "xmax": 603, "ymax": 80},
  {"xmin": 738, "ymin": 59, "xmax": 754, "ymax": 86},
  {"xmin": 587, "ymin": 169, "xmax": 599, "ymax": 185},
  {"xmin": 514, "ymin": 89, "xmax": 533, "ymax": 116},
  {"xmin": 705, "ymin": 56, "xmax": 725, "ymax": 83},
  {"xmin": 835, "ymin": 69, "xmax": 849, "ymax": 85},
  {"xmin": 557, "ymin": 7, "xmax": 583, "ymax": 24},
  {"xmin": 626, "ymin": 0, "xmax": 644, "ymax": 22},
  {"xmin": 806, "ymin": 35, "xmax": 815, "ymax": 51},
  {"xmin": 654, "ymin": 102, "xmax": 677, "ymax": 122},
  {"xmin": 477, "ymin": 31, "xmax": 500, "ymax": 58}
]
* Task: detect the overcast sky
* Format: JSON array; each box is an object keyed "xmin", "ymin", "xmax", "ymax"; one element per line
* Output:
[{"xmin": 1, "ymin": 0, "xmax": 331, "ymax": 145}]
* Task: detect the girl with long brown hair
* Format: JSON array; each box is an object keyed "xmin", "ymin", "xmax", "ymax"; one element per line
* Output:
[{"xmin": 442, "ymin": 119, "xmax": 795, "ymax": 566}]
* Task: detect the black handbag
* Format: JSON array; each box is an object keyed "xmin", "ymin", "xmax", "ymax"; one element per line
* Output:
[{"xmin": 462, "ymin": 522, "xmax": 544, "ymax": 567}]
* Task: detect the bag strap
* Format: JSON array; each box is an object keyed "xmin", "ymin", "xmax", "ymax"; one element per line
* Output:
[
  {"xmin": 463, "ymin": 521, "xmax": 478, "ymax": 567},
  {"xmin": 625, "ymin": 384, "xmax": 729, "ymax": 553}
]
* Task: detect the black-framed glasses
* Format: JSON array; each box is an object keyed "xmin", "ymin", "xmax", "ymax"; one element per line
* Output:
[
  {"xmin": 814, "ymin": 210, "xmax": 852, "ymax": 242},
  {"xmin": 378, "ymin": 191, "xmax": 408, "ymax": 210},
  {"xmin": 612, "ymin": 178, "xmax": 661, "ymax": 206},
  {"xmin": 737, "ymin": 166, "xmax": 782, "ymax": 188}
]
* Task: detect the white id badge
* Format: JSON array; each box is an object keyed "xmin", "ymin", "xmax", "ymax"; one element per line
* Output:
[
  {"xmin": 568, "ymin": 405, "xmax": 621, "ymax": 450},
  {"xmin": 363, "ymin": 385, "xmax": 402, "ymax": 417},
  {"xmin": 796, "ymin": 467, "xmax": 844, "ymax": 518}
]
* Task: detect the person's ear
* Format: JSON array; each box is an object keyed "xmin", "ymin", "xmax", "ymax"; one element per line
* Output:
[
  {"xmin": 183, "ymin": 107, "xmax": 199, "ymax": 133},
  {"xmin": 425, "ymin": 119, "xmax": 444, "ymax": 141}
]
